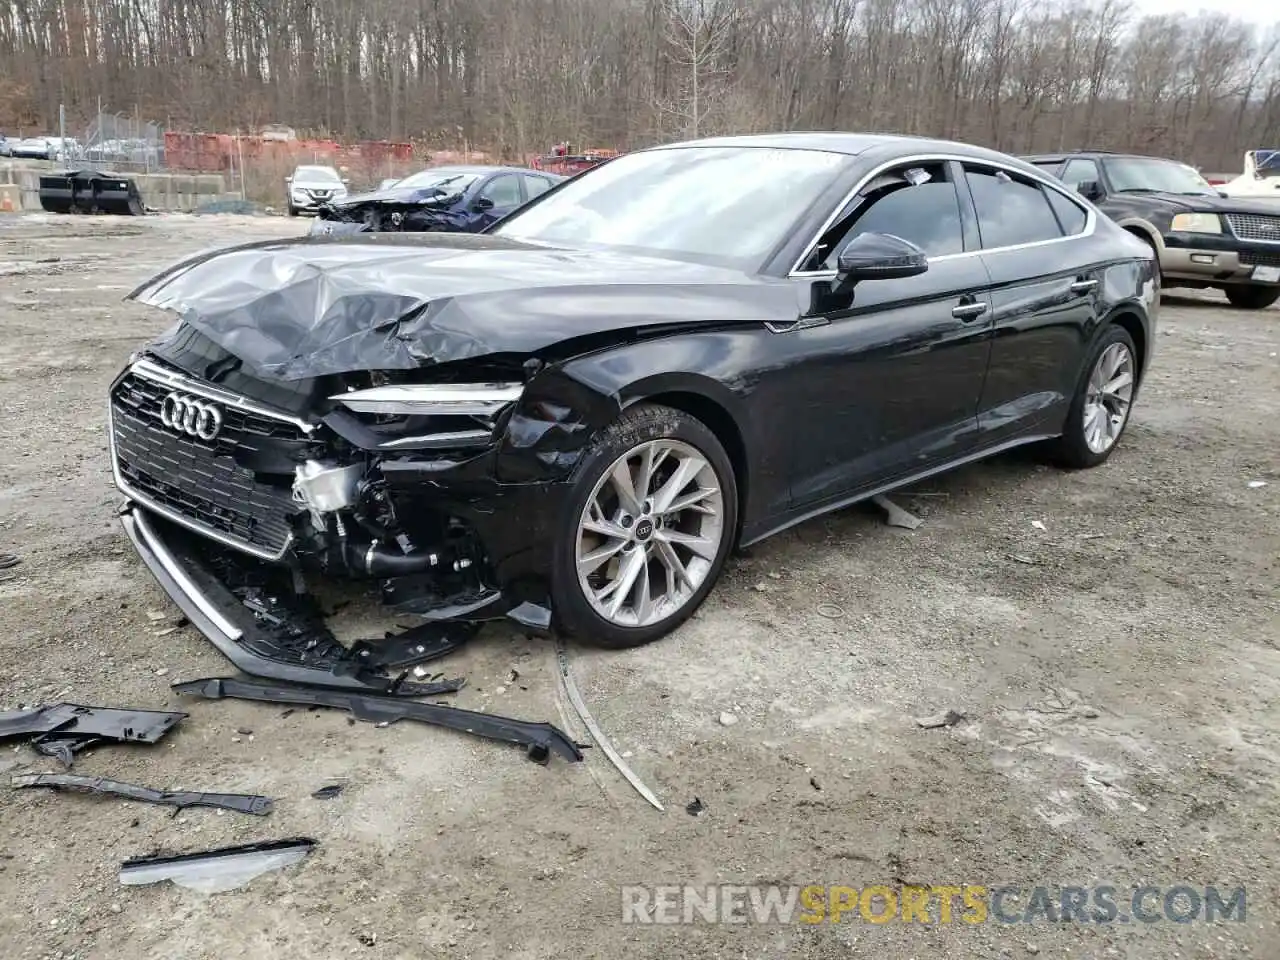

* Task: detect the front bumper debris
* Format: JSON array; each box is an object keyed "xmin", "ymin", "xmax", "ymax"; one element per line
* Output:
[
  {"xmin": 174, "ymin": 675, "xmax": 585, "ymax": 765},
  {"xmin": 11, "ymin": 773, "xmax": 274, "ymax": 817},
  {"xmin": 0, "ymin": 701, "xmax": 186, "ymax": 767},
  {"xmin": 120, "ymin": 503, "xmax": 464, "ymax": 696},
  {"xmin": 119, "ymin": 838, "xmax": 316, "ymax": 893}
]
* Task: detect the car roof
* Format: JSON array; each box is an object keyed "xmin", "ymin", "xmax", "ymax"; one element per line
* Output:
[
  {"xmin": 645, "ymin": 131, "xmax": 1029, "ymax": 165},
  {"xmin": 1024, "ymin": 151, "xmax": 1179, "ymax": 164}
]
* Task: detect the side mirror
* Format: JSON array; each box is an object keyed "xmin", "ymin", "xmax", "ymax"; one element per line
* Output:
[
  {"xmin": 342, "ymin": 177, "xmax": 350, "ymax": 184},
  {"xmin": 835, "ymin": 233, "xmax": 928, "ymax": 285},
  {"xmin": 473, "ymin": 196, "xmax": 495, "ymax": 211},
  {"xmin": 1077, "ymin": 180, "xmax": 1104, "ymax": 201}
]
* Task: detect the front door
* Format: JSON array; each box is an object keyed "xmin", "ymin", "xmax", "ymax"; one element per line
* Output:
[{"xmin": 782, "ymin": 159, "xmax": 995, "ymax": 507}]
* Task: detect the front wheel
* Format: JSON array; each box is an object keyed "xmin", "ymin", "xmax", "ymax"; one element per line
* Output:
[
  {"xmin": 551, "ymin": 403, "xmax": 739, "ymax": 649},
  {"xmin": 1223, "ymin": 285, "xmax": 1280, "ymax": 310},
  {"xmin": 1049, "ymin": 325, "xmax": 1138, "ymax": 469}
]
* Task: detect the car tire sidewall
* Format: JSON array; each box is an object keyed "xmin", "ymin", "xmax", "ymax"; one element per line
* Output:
[
  {"xmin": 1055, "ymin": 324, "xmax": 1139, "ymax": 469},
  {"xmin": 550, "ymin": 403, "xmax": 739, "ymax": 649},
  {"xmin": 1224, "ymin": 285, "xmax": 1280, "ymax": 310}
]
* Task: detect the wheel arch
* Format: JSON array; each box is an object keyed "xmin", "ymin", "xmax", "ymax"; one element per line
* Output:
[
  {"xmin": 1100, "ymin": 306, "xmax": 1149, "ymax": 382},
  {"xmin": 618, "ymin": 377, "xmax": 750, "ymax": 543}
]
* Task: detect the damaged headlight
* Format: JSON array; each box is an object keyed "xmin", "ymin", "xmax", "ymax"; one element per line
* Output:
[{"xmin": 330, "ymin": 382, "xmax": 525, "ymax": 451}]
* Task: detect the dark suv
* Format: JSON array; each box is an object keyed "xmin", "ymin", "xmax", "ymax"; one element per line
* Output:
[{"xmin": 1026, "ymin": 151, "xmax": 1280, "ymax": 310}]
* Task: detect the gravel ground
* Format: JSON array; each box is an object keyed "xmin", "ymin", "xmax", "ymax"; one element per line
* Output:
[{"xmin": 0, "ymin": 211, "xmax": 1276, "ymax": 960}]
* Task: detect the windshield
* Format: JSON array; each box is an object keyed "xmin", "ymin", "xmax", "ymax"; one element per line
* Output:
[
  {"xmin": 493, "ymin": 146, "xmax": 853, "ymax": 269},
  {"xmin": 1103, "ymin": 158, "xmax": 1216, "ymax": 196},
  {"xmin": 295, "ymin": 166, "xmax": 341, "ymax": 182},
  {"xmin": 393, "ymin": 170, "xmax": 479, "ymax": 193}
]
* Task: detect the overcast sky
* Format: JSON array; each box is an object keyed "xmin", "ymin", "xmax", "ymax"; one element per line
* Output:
[{"xmin": 1133, "ymin": 0, "xmax": 1277, "ymax": 26}]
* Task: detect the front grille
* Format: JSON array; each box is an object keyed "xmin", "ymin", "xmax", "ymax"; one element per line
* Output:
[
  {"xmin": 111, "ymin": 369, "xmax": 312, "ymax": 558},
  {"xmin": 1239, "ymin": 248, "xmax": 1280, "ymax": 268},
  {"xmin": 1224, "ymin": 213, "xmax": 1280, "ymax": 243}
]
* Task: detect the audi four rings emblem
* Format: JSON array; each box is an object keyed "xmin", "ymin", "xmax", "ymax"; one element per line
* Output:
[{"xmin": 160, "ymin": 392, "xmax": 224, "ymax": 441}]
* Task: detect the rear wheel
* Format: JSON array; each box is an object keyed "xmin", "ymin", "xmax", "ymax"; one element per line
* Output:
[
  {"xmin": 551, "ymin": 403, "xmax": 738, "ymax": 649},
  {"xmin": 1223, "ymin": 285, "xmax": 1280, "ymax": 310},
  {"xmin": 1049, "ymin": 325, "xmax": 1138, "ymax": 469}
]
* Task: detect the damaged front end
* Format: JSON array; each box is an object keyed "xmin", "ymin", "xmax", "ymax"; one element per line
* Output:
[
  {"xmin": 308, "ymin": 191, "xmax": 472, "ymax": 237},
  {"xmin": 109, "ymin": 346, "xmax": 582, "ymax": 692}
]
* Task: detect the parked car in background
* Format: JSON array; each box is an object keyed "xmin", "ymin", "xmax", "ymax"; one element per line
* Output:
[
  {"xmin": 1028, "ymin": 150, "xmax": 1280, "ymax": 310},
  {"xmin": 10, "ymin": 136, "xmax": 81, "ymax": 161},
  {"xmin": 309, "ymin": 165, "xmax": 564, "ymax": 235},
  {"xmin": 285, "ymin": 165, "xmax": 349, "ymax": 216},
  {"xmin": 110, "ymin": 133, "xmax": 1157, "ymax": 673},
  {"xmin": 1217, "ymin": 149, "xmax": 1280, "ymax": 206},
  {"xmin": 0, "ymin": 134, "xmax": 15, "ymax": 157}
]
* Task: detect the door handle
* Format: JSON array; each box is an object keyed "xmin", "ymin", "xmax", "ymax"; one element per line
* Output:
[
  {"xmin": 951, "ymin": 302, "xmax": 989, "ymax": 321},
  {"xmin": 1070, "ymin": 278, "xmax": 1099, "ymax": 294}
]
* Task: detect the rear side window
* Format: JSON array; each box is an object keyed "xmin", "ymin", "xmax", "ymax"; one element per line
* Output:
[
  {"xmin": 965, "ymin": 167, "xmax": 1065, "ymax": 249},
  {"xmin": 1044, "ymin": 187, "xmax": 1088, "ymax": 236}
]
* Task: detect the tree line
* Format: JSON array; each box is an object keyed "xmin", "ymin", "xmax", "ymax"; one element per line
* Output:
[{"xmin": 0, "ymin": 0, "xmax": 1277, "ymax": 171}]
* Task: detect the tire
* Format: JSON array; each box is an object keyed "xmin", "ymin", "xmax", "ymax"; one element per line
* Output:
[
  {"xmin": 1048, "ymin": 324, "xmax": 1139, "ymax": 469},
  {"xmin": 1223, "ymin": 285, "xmax": 1280, "ymax": 310},
  {"xmin": 287, "ymin": 204, "xmax": 299, "ymax": 217},
  {"xmin": 550, "ymin": 402, "xmax": 739, "ymax": 649}
]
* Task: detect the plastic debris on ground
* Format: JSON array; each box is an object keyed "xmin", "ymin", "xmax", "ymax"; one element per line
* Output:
[{"xmin": 118, "ymin": 838, "xmax": 316, "ymax": 893}]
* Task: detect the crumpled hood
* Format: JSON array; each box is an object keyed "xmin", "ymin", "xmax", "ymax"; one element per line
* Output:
[
  {"xmin": 127, "ymin": 232, "xmax": 785, "ymax": 381},
  {"xmin": 327, "ymin": 185, "xmax": 452, "ymax": 208}
]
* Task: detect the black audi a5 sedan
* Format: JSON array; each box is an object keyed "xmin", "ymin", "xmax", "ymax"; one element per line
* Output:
[{"xmin": 109, "ymin": 133, "xmax": 1158, "ymax": 689}]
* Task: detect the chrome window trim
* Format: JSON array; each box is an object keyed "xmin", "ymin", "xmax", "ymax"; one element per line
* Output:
[
  {"xmin": 787, "ymin": 152, "xmax": 1097, "ymax": 278},
  {"xmin": 129, "ymin": 357, "xmax": 318, "ymax": 434}
]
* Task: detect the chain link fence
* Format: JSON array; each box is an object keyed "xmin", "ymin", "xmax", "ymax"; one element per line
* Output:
[{"xmin": 78, "ymin": 111, "xmax": 165, "ymax": 173}]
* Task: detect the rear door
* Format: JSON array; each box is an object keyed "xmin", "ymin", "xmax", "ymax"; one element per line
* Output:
[{"xmin": 958, "ymin": 162, "xmax": 1100, "ymax": 448}]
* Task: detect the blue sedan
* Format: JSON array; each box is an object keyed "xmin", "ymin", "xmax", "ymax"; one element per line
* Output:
[{"xmin": 309, "ymin": 165, "xmax": 565, "ymax": 235}]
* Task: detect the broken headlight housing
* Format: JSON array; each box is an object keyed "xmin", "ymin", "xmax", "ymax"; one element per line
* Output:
[{"xmin": 329, "ymin": 382, "xmax": 525, "ymax": 452}]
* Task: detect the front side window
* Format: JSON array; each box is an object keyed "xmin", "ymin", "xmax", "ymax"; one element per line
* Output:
[
  {"xmin": 965, "ymin": 167, "xmax": 1065, "ymax": 249},
  {"xmin": 493, "ymin": 146, "xmax": 853, "ymax": 269},
  {"xmin": 1059, "ymin": 158, "xmax": 1101, "ymax": 192},
  {"xmin": 479, "ymin": 174, "xmax": 523, "ymax": 207},
  {"xmin": 823, "ymin": 163, "xmax": 964, "ymax": 265},
  {"xmin": 524, "ymin": 175, "xmax": 556, "ymax": 199}
]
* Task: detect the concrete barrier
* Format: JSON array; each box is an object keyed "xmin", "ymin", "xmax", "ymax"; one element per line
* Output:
[{"xmin": 0, "ymin": 159, "xmax": 226, "ymax": 213}]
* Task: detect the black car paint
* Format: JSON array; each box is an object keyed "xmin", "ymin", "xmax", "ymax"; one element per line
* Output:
[
  {"xmin": 113, "ymin": 134, "xmax": 1156, "ymax": 673},
  {"xmin": 1026, "ymin": 151, "xmax": 1280, "ymax": 286}
]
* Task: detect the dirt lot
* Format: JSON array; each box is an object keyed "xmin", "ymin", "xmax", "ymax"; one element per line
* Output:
[{"xmin": 0, "ymin": 212, "xmax": 1276, "ymax": 960}]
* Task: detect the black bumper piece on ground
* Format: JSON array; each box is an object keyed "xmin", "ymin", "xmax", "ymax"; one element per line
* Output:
[
  {"xmin": 119, "ymin": 502, "xmax": 460, "ymax": 697},
  {"xmin": 173, "ymin": 676, "xmax": 585, "ymax": 765}
]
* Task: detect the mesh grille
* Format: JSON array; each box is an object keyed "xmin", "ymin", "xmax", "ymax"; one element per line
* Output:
[{"xmin": 1224, "ymin": 213, "xmax": 1280, "ymax": 242}]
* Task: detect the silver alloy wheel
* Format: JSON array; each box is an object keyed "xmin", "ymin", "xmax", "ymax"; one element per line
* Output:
[
  {"xmin": 575, "ymin": 438, "xmax": 726, "ymax": 628},
  {"xmin": 1083, "ymin": 341, "xmax": 1135, "ymax": 454}
]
